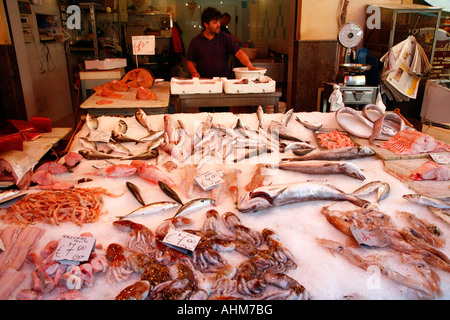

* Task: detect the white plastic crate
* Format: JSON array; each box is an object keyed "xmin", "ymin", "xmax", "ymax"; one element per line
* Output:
[
  {"xmin": 222, "ymin": 78, "xmax": 276, "ymax": 94},
  {"xmin": 170, "ymin": 77, "xmax": 224, "ymax": 94}
]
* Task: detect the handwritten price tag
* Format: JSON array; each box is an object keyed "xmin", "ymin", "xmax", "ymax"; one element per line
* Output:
[
  {"xmin": 430, "ymin": 152, "xmax": 450, "ymax": 165},
  {"xmin": 162, "ymin": 228, "xmax": 201, "ymax": 253},
  {"xmin": 194, "ymin": 170, "xmax": 224, "ymax": 191},
  {"xmin": 132, "ymin": 35, "xmax": 155, "ymax": 55},
  {"xmin": 53, "ymin": 235, "xmax": 96, "ymax": 265},
  {"xmin": 88, "ymin": 129, "xmax": 111, "ymax": 143},
  {"xmin": 350, "ymin": 226, "xmax": 391, "ymax": 248}
]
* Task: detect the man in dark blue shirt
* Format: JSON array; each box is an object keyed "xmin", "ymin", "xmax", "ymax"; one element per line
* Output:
[{"xmin": 186, "ymin": 7, "xmax": 255, "ymax": 79}]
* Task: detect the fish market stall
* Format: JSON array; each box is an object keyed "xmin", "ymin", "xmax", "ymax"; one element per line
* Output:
[{"xmin": 0, "ymin": 109, "xmax": 449, "ymax": 301}]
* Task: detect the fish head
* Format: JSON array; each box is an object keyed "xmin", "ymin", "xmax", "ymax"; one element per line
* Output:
[
  {"xmin": 236, "ymin": 192, "xmax": 271, "ymax": 213},
  {"xmin": 340, "ymin": 163, "xmax": 366, "ymax": 181},
  {"xmin": 359, "ymin": 146, "xmax": 376, "ymax": 157}
]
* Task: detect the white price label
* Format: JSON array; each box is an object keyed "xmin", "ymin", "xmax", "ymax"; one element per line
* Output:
[
  {"xmin": 430, "ymin": 152, "xmax": 450, "ymax": 165},
  {"xmin": 132, "ymin": 35, "xmax": 155, "ymax": 55},
  {"xmin": 350, "ymin": 226, "xmax": 391, "ymax": 248},
  {"xmin": 53, "ymin": 235, "xmax": 96, "ymax": 264},
  {"xmin": 194, "ymin": 170, "xmax": 224, "ymax": 191},
  {"xmin": 88, "ymin": 129, "xmax": 111, "ymax": 143},
  {"xmin": 162, "ymin": 228, "xmax": 201, "ymax": 253}
]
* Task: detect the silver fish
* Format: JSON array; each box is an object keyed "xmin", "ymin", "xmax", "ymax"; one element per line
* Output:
[
  {"xmin": 169, "ymin": 198, "xmax": 215, "ymax": 219},
  {"xmin": 233, "ymin": 118, "xmax": 250, "ymax": 138},
  {"xmin": 121, "ymin": 149, "xmax": 158, "ymax": 160},
  {"xmin": 281, "ymin": 108, "xmax": 294, "ymax": 127},
  {"xmin": 403, "ymin": 194, "xmax": 450, "ymax": 209},
  {"xmin": 116, "ymin": 201, "xmax": 180, "ymax": 220},
  {"xmin": 270, "ymin": 161, "xmax": 366, "ymax": 180},
  {"xmin": 234, "ymin": 145, "xmax": 271, "ymax": 163},
  {"xmin": 0, "ymin": 189, "xmax": 25, "ymax": 204},
  {"xmin": 86, "ymin": 113, "xmax": 99, "ymax": 131},
  {"xmin": 147, "ymin": 135, "xmax": 164, "ymax": 151},
  {"xmin": 291, "ymin": 146, "xmax": 376, "ymax": 160},
  {"xmin": 280, "ymin": 141, "xmax": 314, "ymax": 153},
  {"xmin": 295, "ymin": 116, "xmax": 322, "ymax": 131},
  {"xmin": 78, "ymin": 149, "xmax": 122, "ymax": 160},
  {"xmin": 111, "ymin": 130, "xmax": 143, "ymax": 144},
  {"xmin": 135, "ymin": 108, "xmax": 152, "ymax": 132},
  {"xmin": 107, "ymin": 141, "xmax": 132, "ymax": 156},
  {"xmin": 349, "ymin": 181, "xmax": 390, "ymax": 202},
  {"xmin": 79, "ymin": 137, "xmax": 98, "ymax": 151},
  {"xmin": 115, "ymin": 119, "xmax": 128, "ymax": 135},
  {"xmin": 257, "ymin": 106, "xmax": 264, "ymax": 129},
  {"xmin": 140, "ymin": 130, "xmax": 165, "ymax": 143},
  {"xmin": 237, "ymin": 181, "xmax": 369, "ymax": 213}
]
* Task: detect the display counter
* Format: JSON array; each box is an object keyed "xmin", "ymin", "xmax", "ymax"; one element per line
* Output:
[
  {"xmin": 80, "ymin": 81, "xmax": 171, "ymax": 116},
  {"xmin": 0, "ymin": 111, "xmax": 449, "ymax": 300}
]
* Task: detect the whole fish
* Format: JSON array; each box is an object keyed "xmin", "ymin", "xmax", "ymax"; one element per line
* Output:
[
  {"xmin": 121, "ymin": 149, "xmax": 159, "ymax": 160},
  {"xmin": 233, "ymin": 118, "xmax": 250, "ymax": 138},
  {"xmin": 86, "ymin": 113, "xmax": 99, "ymax": 131},
  {"xmin": 291, "ymin": 146, "xmax": 376, "ymax": 160},
  {"xmin": 281, "ymin": 108, "xmax": 294, "ymax": 127},
  {"xmin": 403, "ymin": 194, "xmax": 450, "ymax": 209},
  {"xmin": 78, "ymin": 149, "xmax": 122, "ymax": 160},
  {"xmin": 0, "ymin": 189, "xmax": 26, "ymax": 204},
  {"xmin": 164, "ymin": 114, "xmax": 177, "ymax": 144},
  {"xmin": 158, "ymin": 180, "xmax": 183, "ymax": 205},
  {"xmin": 115, "ymin": 119, "xmax": 128, "ymax": 134},
  {"xmin": 169, "ymin": 198, "xmax": 215, "ymax": 219},
  {"xmin": 349, "ymin": 181, "xmax": 390, "ymax": 202},
  {"xmin": 116, "ymin": 201, "xmax": 180, "ymax": 220},
  {"xmin": 135, "ymin": 108, "xmax": 152, "ymax": 132},
  {"xmin": 111, "ymin": 130, "xmax": 143, "ymax": 144},
  {"xmin": 257, "ymin": 105, "xmax": 264, "ymax": 129},
  {"xmin": 271, "ymin": 130, "xmax": 310, "ymax": 143},
  {"xmin": 126, "ymin": 181, "xmax": 146, "ymax": 205},
  {"xmin": 107, "ymin": 141, "xmax": 132, "ymax": 156},
  {"xmin": 79, "ymin": 137, "xmax": 98, "ymax": 151},
  {"xmin": 280, "ymin": 141, "xmax": 314, "ymax": 153},
  {"xmin": 147, "ymin": 135, "xmax": 164, "ymax": 151},
  {"xmin": 237, "ymin": 181, "xmax": 369, "ymax": 213},
  {"xmin": 295, "ymin": 116, "xmax": 322, "ymax": 131},
  {"xmin": 234, "ymin": 145, "xmax": 271, "ymax": 163},
  {"xmin": 139, "ymin": 130, "xmax": 165, "ymax": 143},
  {"xmin": 269, "ymin": 161, "xmax": 366, "ymax": 180}
]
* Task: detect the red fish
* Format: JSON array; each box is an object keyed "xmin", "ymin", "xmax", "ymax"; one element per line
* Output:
[{"xmin": 130, "ymin": 160, "xmax": 175, "ymax": 187}]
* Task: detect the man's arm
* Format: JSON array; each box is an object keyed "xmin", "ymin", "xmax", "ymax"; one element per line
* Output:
[
  {"xmin": 186, "ymin": 60, "xmax": 200, "ymax": 78},
  {"xmin": 235, "ymin": 49, "xmax": 256, "ymax": 70}
]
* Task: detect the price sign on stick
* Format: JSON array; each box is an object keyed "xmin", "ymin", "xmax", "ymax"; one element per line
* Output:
[
  {"xmin": 132, "ymin": 35, "xmax": 155, "ymax": 55},
  {"xmin": 53, "ymin": 235, "xmax": 96, "ymax": 265}
]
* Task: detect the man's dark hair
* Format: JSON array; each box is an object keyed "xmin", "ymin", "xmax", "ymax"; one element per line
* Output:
[
  {"xmin": 201, "ymin": 7, "xmax": 222, "ymax": 30},
  {"xmin": 221, "ymin": 12, "xmax": 231, "ymax": 18}
]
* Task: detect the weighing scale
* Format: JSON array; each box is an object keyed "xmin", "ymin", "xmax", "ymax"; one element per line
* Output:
[{"xmin": 338, "ymin": 22, "xmax": 371, "ymax": 86}]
